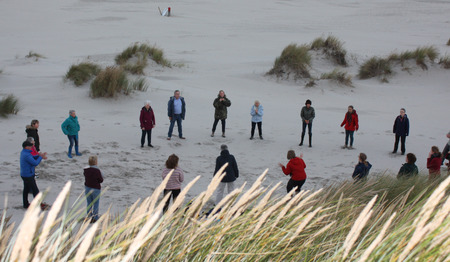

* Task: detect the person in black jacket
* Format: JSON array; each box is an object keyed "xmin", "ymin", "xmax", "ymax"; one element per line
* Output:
[
  {"xmin": 25, "ymin": 119, "xmax": 40, "ymax": 152},
  {"xmin": 214, "ymin": 144, "xmax": 239, "ymax": 204},
  {"xmin": 397, "ymin": 153, "xmax": 419, "ymax": 179},
  {"xmin": 392, "ymin": 108, "xmax": 409, "ymax": 155}
]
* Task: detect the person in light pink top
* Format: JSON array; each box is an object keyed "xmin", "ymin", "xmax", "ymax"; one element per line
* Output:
[{"xmin": 161, "ymin": 154, "xmax": 184, "ymax": 213}]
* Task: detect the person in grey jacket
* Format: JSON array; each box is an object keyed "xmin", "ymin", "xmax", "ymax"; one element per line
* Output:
[{"xmin": 300, "ymin": 99, "xmax": 315, "ymax": 147}]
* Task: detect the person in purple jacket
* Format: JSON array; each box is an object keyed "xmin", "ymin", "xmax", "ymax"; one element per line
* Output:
[
  {"xmin": 84, "ymin": 156, "xmax": 103, "ymax": 223},
  {"xmin": 392, "ymin": 108, "xmax": 409, "ymax": 155}
]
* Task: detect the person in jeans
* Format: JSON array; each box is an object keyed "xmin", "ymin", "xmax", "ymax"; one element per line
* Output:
[
  {"xmin": 279, "ymin": 150, "xmax": 307, "ymax": 193},
  {"xmin": 167, "ymin": 90, "xmax": 186, "ymax": 140},
  {"xmin": 211, "ymin": 90, "xmax": 231, "ymax": 138},
  {"xmin": 340, "ymin": 105, "xmax": 359, "ymax": 149},
  {"xmin": 250, "ymin": 100, "xmax": 264, "ymax": 140},
  {"xmin": 392, "ymin": 108, "xmax": 409, "ymax": 155},
  {"xmin": 84, "ymin": 156, "xmax": 103, "ymax": 223},
  {"xmin": 214, "ymin": 144, "xmax": 239, "ymax": 204},
  {"xmin": 161, "ymin": 154, "xmax": 184, "ymax": 213},
  {"xmin": 140, "ymin": 100, "xmax": 156, "ymax": 147},
  {"xmin": 61, "ymin": 110, "xmax": 81, "ymax": 158},
  {"xmin": 20, "ymin": 140, "xmax": 48, "ymax": 209},
  {"xmin": 300, "ymin": 99, "xmax": 315, "ymax": 147}
]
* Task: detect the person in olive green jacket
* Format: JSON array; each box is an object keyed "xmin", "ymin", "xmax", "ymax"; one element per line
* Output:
[
  {"xmin": 61, "ymin": 110, "xmax": 81, "ymax": 158},
  {"xmin": 211, "ymin": 90, "xmax": 231, "ymax": 138}
]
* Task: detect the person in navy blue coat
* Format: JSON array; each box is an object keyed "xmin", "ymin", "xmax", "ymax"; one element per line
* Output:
[
  {"xmin": 352, "ymin": 153, "xmax": 372, "ymax": 181},
  {"xmin": 392, "ymin": 108, "xmax": 410, "ymax": 155},
  {"xmin": 167, "ymin": 90, "xmax": 186, "ymax": 140}
]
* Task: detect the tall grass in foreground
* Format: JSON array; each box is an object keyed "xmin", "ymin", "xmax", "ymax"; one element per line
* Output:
[
  {"xmin": 1, "ymin": 170, "xmax": 449, "ymax": 261},
  {"xmin": 0, "ymin": 94, "xmax": 20, "ymax": 117},
  {"xmin": 267, "ymin": 44, "xmax": 311, "ymax": 79}
]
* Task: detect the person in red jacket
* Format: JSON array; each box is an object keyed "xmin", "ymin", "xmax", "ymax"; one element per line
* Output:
[
  {"xmin": 427, "ymin": 146, "xmax": 442, "ymax": 180},
  {"xmin": 140, "ymin": 100, "xmax": 156, "ymax": 148},
  {"xmin": 340, "ymin": 105, "xmax": 359, "ymax": 149},
  {"xmin": 278, "ymin": 150, "xmax": 307, "ymax": 193}
]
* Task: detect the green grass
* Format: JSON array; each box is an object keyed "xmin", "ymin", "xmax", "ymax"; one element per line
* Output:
[
  {"xmin": 129, "ymin": 78, "xmax": 149, "ymax": 92},
  {"xmin": 25, "ymin": 51, "xmax": 45, "ymax": 61},
  {"xmin": 0, "ymin": 94, "xmax": 20, "ymax": 117},
  {"xmin": 358, "ymin": 57, "xmax": 392, "ymax": 81},
  {"xmin": 321, "ymin": 69, "xmax": 353, "ymax": 87},
  {"xmin": 267, "ymin": 44, "xmax": 311, "ymax": 79},
  {"xmin": 310, "ymin": 36, "xmax": 348, "ymax": 66},
  {"xmin": 65, "ymin": 62, "xmax": 102, "ymax": 86},
  {"xmin": 115, "ymin": 43, "xmax": 171, "ymax": 68},
  {"xmin": 439, "ymin": 56, "xmax": 450, "ymax": 69},
  {"xmin": 90, "ymin": 66, "xmax": 129, "ymax": 98},
  {"xmin": 123, "ymin": 56, "xmax": 148, "ymax": 75}
]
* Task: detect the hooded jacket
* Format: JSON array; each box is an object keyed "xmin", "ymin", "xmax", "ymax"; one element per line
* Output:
[
  {"xmin": 140, "ymin": 106, "xmax": 156, "ymax": 130},
  {"xmin": 393, "ymin": 114, "xmax": 409, "ymax": 136},
  {"xmin": 214, "ymin": 150, "xmax": 239, "ymax": 182},
  {"xmin": 427, "ymin": 153, "xmax": 442, "ymax": 176},
  {"xmin": 213, "ymin": 96, "xmax": 231, "ymax": 120},
  {"xmin": 341, "ymin": 110, "xmax": 359, "ymax": 131},
  {"xmin": 61, "ymin": 115, "xmax": 80, "ymax": 136},
  {"xmin": 20, "ymin": 149, "xmax": 42, "ymax": 178},
  {"xmin": 25, "ymin": 125, "xmax": 40, "ymax": 152},
  {"xmin": 397, "ymin": 163, "xmax": 418, "ymax": 179},
  {"xmin": 352, "ymin": 161, "xmax": 372, "ymax": 180},
  {"xmin": 281, "ymin": 157, "xmax": 307, "ymax": 181}
]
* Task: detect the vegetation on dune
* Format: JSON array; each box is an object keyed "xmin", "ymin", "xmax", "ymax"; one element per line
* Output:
[
  {"xmin": 320, "ymin": 68, "xmax": 353, "ymax": 87},
  {"xmin": 25, "ymin": 51, "xmax": 45, "ymax": 61},
  {"xmin": 310, "ymin": 36, "xmax": 348, "ymax": 66},
  {"xmin": 267, "ymin": 44, "xmax": 311, "ymax": 79},
  {"xmin": 358, "ymin": 57, "xmax": 392, "ymax": 81},
  {"xmin": 1, "ymin": 169, "xmax": 449, "ymax": 261},
  {"xmin": 90, "ymin": 67, "xmax": 149, "ymax": 98},
  {"xmin": 447, "ymin": 38, "xmax": 450, "ymax": 46},
  {"xmin": 65, "ymin": 62, "xmax": 102, "ymax": 86},
  {"xmin": 0, "ymin": 94, "xmax": 20, "ymax": 117},
  {"xmin": 115, "ymin": 43, "xmax": 171, "ymax": 69},
  {"xmin": 438, "ymin": 56, "xmax": 450, "ymax": 69}
]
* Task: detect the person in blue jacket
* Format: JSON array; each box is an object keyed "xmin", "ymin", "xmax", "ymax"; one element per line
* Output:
[
  {"xmin": 167, "ymin": 90, "xmax": 186, "ymax": 140},
  {"xmin": 61, "ymin": 110, "xmax": 81, "ymax": 158},
  {"xmin": 392, "ymin": 108, "xmax": 409, "ymax": 155},
  {"xmin": 20, "ymin": 140, "xmax": 47, "ymax": 209},
  {"xmin": 250, "ymin": 100, "xmax": 264, "ymax": 140},
  {"xmin": 352, "ymin": 153, "xmax": 372, "ymax": 181}
]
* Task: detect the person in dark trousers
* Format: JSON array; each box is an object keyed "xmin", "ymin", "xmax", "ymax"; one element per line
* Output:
[
  {"xmin": 211, "ymin": 90, "xmax": 231, "ymax": 138},
  {"xmin": 20, "ymin": 140, "xmax": 48, "ymax": 210},
  {"xmin": 84, "ymin": 156, "xmax": 103, "ymax": 223},
  {"xmin": 397, "ymin": 153, "xmax": 419, "ymax": 179},
  {"xmin": 167, "ymin": 90, "xmax": 186, "ymax": 140},
  {"xmin": 250, "ymin": 100, "xmax": 264, "ymax": 140},
  {"xmin": 140, "ymin": 100, "xmax": 156, "ymax": 147},
  {"xmin": 300, "ymin": 99, "xmax": 315, "ymax": 147},
  {"xmin": 214, "ymin": 144, "xmax": 239, "ymax": 204},
  {"xmin": 278, "ymin": 150, "xmax": 307, "ymax": 193},
  {"xmin": 427, "ymin": 146, "xmax": 442, "ymax": 180},
  {"xmin": 441, "ymin": 131, "xmax": 450, "ymax": 165},
  {"xmin": 61, "ymin": 110, "xmax": 81, "ymax": 158},
  {"xmin": 341, "ymin": 105, "xmax": 359, "ymax": 149},
  {"xmin": 26, "ymin": 119, "xmax": 40, "ymax": 152},
  {"xmin": 352, "ymin": 153, "xmax": 372, "ymax": 181},
  {"xmin": 392, "ymin": 108, "xmax": 409, "ymax": 155},
  {"xmin": 162, "ymin": 154, "xmax": 184, "ymax": 213}
]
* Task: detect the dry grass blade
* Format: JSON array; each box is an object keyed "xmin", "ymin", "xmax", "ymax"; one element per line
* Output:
[
  {"xmin": 252, "ymin": 191, "xmax": 294, "ymax": 235},
  {"xmin": 359, "ymin": 212, "xmax": 396, "ymax": 261},
  {"xmin": 288, "ymin": 206, "xmax": 323, "ymax": 243},
  {"xmin": 74, "ymin": 223, "xmax": 99, "ymax": 262},
  {"xmin": 166, "ymin": 175, "xmax": 201, "ymax": 215}
]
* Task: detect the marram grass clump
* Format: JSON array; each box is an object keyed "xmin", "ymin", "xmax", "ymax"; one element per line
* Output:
[
  {"xmin": 0, "ymin": 94, "xmax": 20, "ymax": 117},
  {"xmin": 65, "ymin": 62, "xmax": 102, "ymax": 86},
  {"xmin": 321, "ymin": 69, "xmax": 353, "ymax": 87},
  {"xmin": 115, "ymin": 43, "xmax": 171, "ymax": 68},
  {"xmin": 25, "ymin": 51, "xmax": 45, "ymax": 61},
  {"xmin": 439, "ymin": 56, "xmax": 450, "ymax": 69},
  {"xmin": 267, "ymin": 44, "xmax": 311, "ymax": 79},
  {"xmin": 310, "ymin": 36, "xmax": 348, "ymax": 66},
  {"xmin": 90, "ymin": 66, "xmax": 129, "ymax": 98},
  {"xmin": 358, "ymin": 57, "xmax": 392, "ymax": 81},
  {"xmin": 1, "ymin": 168, "xmax": 449, "ymax": 261}
]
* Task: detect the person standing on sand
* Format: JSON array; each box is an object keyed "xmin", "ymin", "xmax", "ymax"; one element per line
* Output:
[
  {"xmin": 340, "ymin": 105, "xmax": 359, "ymax": 149},
  {"xmin": 250, "ymin": 100, "xmax": 263, "ymax": 140},
  {"xmin": 20, "ymin": 140, "xmax": 48, "ymax": 210},
  {"xmin": 61, "ymin": 110, "xmax": 81, "ymax": 158},
  {"xmin": 392, "ymin": 108, "xmax": 409, "ymax": 155},
  {"xmin": 352, "ymin": 153, "xmax": 372, "ymax": 182},
  {"xmin": 167, "ymin": 90, "xmax": 186, "ymax": 140},
  {"xmin": 162, "ymin": 154, "xmax": 184, "ymax": 213},
  {"xmin": 397, "ymin": 153, "xmax": 419, "ymax": 179},
  {"xmin": 211, "ymin": 90, "xmax": 231, "ymax": 138},
  {"xmin": 26, "ymin": 119, "xmax": 40, "ymax": 152},
  {"xmin": 278, "ymin": 150, "xmax": 307, "ymax": 193},
  {"xmin": 84, "ymin": 156, "xmax": 103, "ymax": 223},
  {"xmin": 427, "ymin": 146, "xmax": 442, "ymax": 179},
  {"xmin": 140, "ymin": 100, "xmax": 155, "ymax": 148},
  {"xmin": 441, "ymin": 131, "xmax": 450, "ymax": 165},
  {"xmin": 26, "ymin": 137, "xmax": 46, "ymax": 179},
  {"xmin": 300, "ymin": 99, "xmax": 315, "ymax": 147},
  {"xmin": 214, "ymin": 144, "xmax": 239, "ymax": 204}
]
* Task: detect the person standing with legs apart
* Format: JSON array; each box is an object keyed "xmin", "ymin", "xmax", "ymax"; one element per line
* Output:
[
  {"xmin": 140, "ymin": 100, "xmax": 155, "ymax": 148},
  {"xmin": 167, "ymin": 90, "xmax": 186, "ymax": 140},
  {"xmin": 84, "ymin": 156, "xmax": 103, "ymax": 223},
  {"xmin": 26, "ymin": 119, "xmax": 40, "ymax": 152},
  {"xmin": 214, "ymin": 144, "xmax": 239, "ymax": 204},
  {"xmin": 392, "ymin": 108, "xmax": 409, "ymax": 155},
  {"xmin": 211, "ymin": 90, "xmax": 231, "ymax": 138},
  {"xmin": 300, "ymin": 99, "xmax": 315, "ymax": 147},
  {"xmin": 162, "ymin": 154, "xmax": 184, "ymax": 213},
  {"xmin": 340, "ymin": 105, "xmax": 358, "ymax": 149},
  {"xmin": 278, "ymin": 150, "xmax": 307, "ymax": 193},
  {"xmin": 61, "ymin": 110, "xmax": 81, "ymax": 158},
  {"xmin": 250, "ymin": 100, "xmax": 263, "ymax": 140}
]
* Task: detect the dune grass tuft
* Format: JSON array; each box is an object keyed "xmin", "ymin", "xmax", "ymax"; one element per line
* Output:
[
  {"xmin": 439, "ymin": 56, "xmax": 450, "ymax": 69},
  {"xmin": 123, "ymin": 56, "xmax": 148, "ymax": 75},
  {"xmin": 90, "ymin": 66, "xmax": 129, "ymax": 98},
  {"xmin": 310, "ymin": 36, "xmax": 348, "ymax": 66},
  {"xmin": 115, "ymin": 43, "xmax": 171, "ymax": 68},
  {"xmin": 447, "ymin": 38, "xmax": 450, "ymax": 46},
  {"xmin": 267, "ymin": 44, "xmax": 311, "ymax": 79},
  {"xmin": 321, "ymin": 69, "xmax": 353, "ymax": 87},
  {"xmin": 65, "ymin": 62, "xmax": 102, "ymax": 86},
  {"xmin": 25, "ymin": 51, "xmax": 45, "ymax": 61},
  {"xmin": 129, "ymin": 78, "xmax": 149, "ymax": 92},
  {"xmin": 0, "ymin": 94, "xmax": 20, "ymax": 117},
  {"xmin": 358, "ymin": 57, "xmax": 392, "ymax": 80}
]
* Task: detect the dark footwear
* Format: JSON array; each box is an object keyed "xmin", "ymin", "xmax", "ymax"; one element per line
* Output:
[
  {"xmin": 141, "ymin": 145, "xmax": 144, "ymax": 148},
  {"xmin": 90, "ymin": 218, "xmax": 98, "ymax": 224},
  {"xmin": 309, "ymin": 145, "xmax": 312, "ymax": 148},
  {"xmin": 40, "ymin": 203, "xmax": 50, "ymax": 211},
  {"xmin": 391, "ymin": 151, "xmax": 397, "ymax": 154},
  {"xmin": 76, "ymin": 153, "xmax": 82, "ymax": 156},
  {"xmin": 401, "ymin": 152, "xmax": 405, "ymax": 155},
  {"xmin": 250, "ymin": 137, "xmax": 254, "ymax": 140},
  {"xmin": 179, "ymin": 136, "xmax": 186, "ymax": 139},
  {"xmin": 260, "ymin": 136, "xmax": 263, "ymax": 140},
  {"xmin": 299, "ymin": 142, "xmax": 303, "ymax": 146},
  {"xmin": 148, "ymin": 144, "xmax": 154, "ymax": 148},
  {"xmin": 68, "ymin": 153, "xmax": 73, "ymax": 158},
  {"xmin": 222, "ymin": 133, "xmax": 226, "ymax": 138},
  {"xmin": 341, "ymin": 145, "xmax": 348, "ymax": 149},
  {"xmin": 211, "ymin": 132, "xmax": 214, "ymax": 137},
  {"xmin": 167, "ymin": 137, "xmax": 171, "ymax": 140}
]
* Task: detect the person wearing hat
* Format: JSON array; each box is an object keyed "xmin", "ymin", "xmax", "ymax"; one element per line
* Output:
[
  {"xmin": 61, "ymin": 110, "xmax": 81, "ymax": 158},
  {"xmin": 20, "ymin": 140, "xmax": 47, "ymax": 209},
  {"xmin": 392, "ymin": 108, "xmax": 409, "ymax": 155},
  {"xmin": 300, "ymin": 99, "xmax": 315, "ymax": 147},
  {"xmin": 214, "ymin": 144, "xmax": 239, "ymax": 204},
  {"xmin": 140, "ymin": 100, "xmax": 156, "ymax": 147}
]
